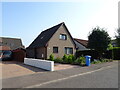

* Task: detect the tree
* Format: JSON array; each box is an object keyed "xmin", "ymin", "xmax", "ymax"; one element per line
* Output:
[
  {"xmin": 115, "ymin": 28, "xmax": 120, "ymax": 47},
  {"xmin": 88, "ymin": 27, "xmax": 111, "ymax": 59}
]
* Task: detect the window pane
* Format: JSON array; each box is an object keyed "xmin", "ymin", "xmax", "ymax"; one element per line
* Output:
[
  {"xmin": 59, "ymin": 35, "xmax": 62, "ymax": 39},
  {"xmin": 59, "ymin": 34, "xmax": 67, "ymax": 40},
  {"xmin": 64, "ymin": 47, "xmax": 67, "ymax": 54},
  {"xmin": 69, "ymin": 48, "xmax": 73, "ymax": 54},
  {"xmin": 53, "ymin": 47, "xmax": 58, "ymax": 53},
  {"xmin": 63, "ymin": 35, "xmax": 65, "ymax": 40},
  {"xmin": 64, "ymin": 47, "xmax": 73, "ymax": 54}
]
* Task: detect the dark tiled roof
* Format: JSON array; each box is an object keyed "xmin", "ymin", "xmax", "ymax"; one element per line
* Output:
[
  {"xmin": 28, "ymin": 22, "xmax": 64, "ymax": 48},
  {"xmin": 74, "ymin": 38, "xmax": 88, "ymax": 47}
]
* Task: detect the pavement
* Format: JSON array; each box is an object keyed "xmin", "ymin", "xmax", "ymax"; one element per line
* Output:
[
  {"xmin": 2, "ymin": 61, "xmax": 119, "ymax": 88},
  {"xmin": 54, "ymin": 63, "xmax": 79, "ymax": 71}
]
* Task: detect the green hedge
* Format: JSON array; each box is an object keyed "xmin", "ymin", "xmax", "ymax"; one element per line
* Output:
[
  {"xmin": 76, "ymin": 48, "xmax": 120, "ymax": 60},
  {"xmin": 91, "ymin": 59, "xmax": 113, "ymax": 64},
  {"xmin": 103, "ymin": 48, "xmax": 120, "ymax": 60},
  {"xmin": 112, "ymin": 48, "xmax": 120, "ymax": 60},
  {"xmin": 76, "ymin": 50, "xmax": 99, "ymax": 61}
]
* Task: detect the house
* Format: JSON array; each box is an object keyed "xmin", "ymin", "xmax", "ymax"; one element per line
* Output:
[
  {"xmin": 0, "ymin": 46, "xmax": 11, "ymax": 51},
  {"xmin": 0, "ymin": 37, "xmax": 25, "ymax": 50},
  {"xmin": 0, "ymin": 46, "xmax": 11, "ymax": 55},
  {"xmin": 26, "ymin": 22, "xmax": 76, "ymax": 59},
  {"xmin": 74, "ymin": 38, "xmax": 89, "ymax": 51}
]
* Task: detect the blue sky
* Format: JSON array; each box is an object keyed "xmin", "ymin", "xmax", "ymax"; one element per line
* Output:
[{"xmin": 2, "ymin": 0, "xmax": 118, "ymax": 47}]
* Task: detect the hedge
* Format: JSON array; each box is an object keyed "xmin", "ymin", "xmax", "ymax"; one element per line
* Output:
[
  {"xmin": 76, "ymin": 50, "xmax": 99, "ymax": 61},
  {"xmin": 76, "ymin": 48, "xmax": 120, "ymax": 60},
  {"xmin": 103, "ymin": 48, "xmax": 120, "ymax": 60}
]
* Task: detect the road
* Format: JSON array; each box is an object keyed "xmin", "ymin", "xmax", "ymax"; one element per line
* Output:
[
  {"xmin": 29, "ymin": 64, "xmax": 118, "ymax": 88},
  {"xmin": 2, "ymin": 61, "xmax": 119, "ymax": 88}
]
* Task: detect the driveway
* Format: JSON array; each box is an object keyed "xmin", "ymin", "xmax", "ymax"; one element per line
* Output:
[
  {"xmin": 0, "ymin": 61, "xmax": 79, "ymax": 79},
  {"xmin": 0, "ymin": 61, "xmax": 47, "ymax": 79}
]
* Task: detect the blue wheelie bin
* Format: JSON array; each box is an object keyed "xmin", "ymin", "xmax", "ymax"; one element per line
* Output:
[{"xmin": 85, "ymin": 55, "xmax": 91, "ymax": 66}]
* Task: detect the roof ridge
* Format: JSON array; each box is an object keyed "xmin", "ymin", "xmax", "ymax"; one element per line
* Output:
[
  {"xmin": 41, "ymin": 22, "xmax": 63, "ymax": 33},
  {"xmin": 74, "ymin": 38, "xmax": 88, "ymax": 41},
  {"xmin": 0, "ymin": 37, "xmax": 21, "ymax": 40}
]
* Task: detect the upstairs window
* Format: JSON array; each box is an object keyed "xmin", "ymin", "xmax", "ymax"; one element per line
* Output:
[
  {"xmin": 53, "ymin": 47, "xmax": 58, "ymax": 53},
  {"xmin": 59, "ymin": 34, "xmax": 67, "ymax": 40}
]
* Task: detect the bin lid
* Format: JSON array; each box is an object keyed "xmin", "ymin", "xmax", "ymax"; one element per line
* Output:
[{"xmin": 85, "ymin": 55, "xmax": 91, "ymax": 57}]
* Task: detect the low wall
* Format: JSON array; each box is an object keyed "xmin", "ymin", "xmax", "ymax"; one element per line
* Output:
[{"xmin": 24, "ymin": 58, "xmax": 54, "ymax": 71}]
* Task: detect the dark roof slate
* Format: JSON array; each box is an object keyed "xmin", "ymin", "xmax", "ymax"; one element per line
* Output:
[{"xmin": 28, "ymin": 23, "xmax": 63, "ymax": 48}]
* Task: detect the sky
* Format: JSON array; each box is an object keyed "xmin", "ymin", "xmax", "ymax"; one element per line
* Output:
[{"xmin": 1, "ymin": 0, "xmax": 119, "ymax": 47}]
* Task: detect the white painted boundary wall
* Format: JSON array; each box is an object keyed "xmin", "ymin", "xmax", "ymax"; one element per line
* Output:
[{"xmin": 24, "ymin": 58, "xmax": 54, "ymax": 71}]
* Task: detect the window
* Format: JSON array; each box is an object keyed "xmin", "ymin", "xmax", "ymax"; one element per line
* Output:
[
  {"xmin": 65, "ymin": 47, "xmax": 73, "ymax": 54},
  {"xmin": 59, "ymin": 34, "xmax": 67, "ymax": 40},
  {"xmin": 53, "ymin": 47, "xmax": 58, "ymax": 53}
]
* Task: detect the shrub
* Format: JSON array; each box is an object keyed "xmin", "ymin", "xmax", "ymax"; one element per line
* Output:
[
  {"xmin": 109, "ymin": 59, "xmax": 113, "ymax": 62},
  {"xmin": 101, "ymin": 59, "xmax": 113, "ymax": 62},
  {"xmin": 71, "ymin": 54, "xmax": 76, "ymax": 62},
  {"xmin": 91, "ymin": 58, "xmax": 113, "ymax": 64},
  {"xmin": 49, "ymin": 54, "xmax": 54, "ymax": 61},
  {"xmin": 68, "ymin": 54, "xmax": 73, "ymax": 64},
  {"xmin": 101, "ymin": 59, "xmax": 106, "ymax": 62},
  {"xmin": 54, "ymin": 57, "xmax": 63, "ymax": 63},
  {"xmin": 91, "ymin": 60, "xmax": 101, "ymax": 64},
  {"xmin": 74, "ymin": 55, "xmax": 85, "ymax": 65},
  {"xmin": 62, "ymin": 54, "xmax": 68, "ymax": 63},
  {"xmin": 79, "ymin": 55, "xmax": 86, "ymax": 65},
  {"xmin": 74, "ymin": 58, "xmax": 81, "ymax": 65}
]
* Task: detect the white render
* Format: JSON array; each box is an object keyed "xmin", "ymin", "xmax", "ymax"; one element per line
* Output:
[{"xmin": 24, "ymin": 58, "xmax": 54, "ymax": 71}]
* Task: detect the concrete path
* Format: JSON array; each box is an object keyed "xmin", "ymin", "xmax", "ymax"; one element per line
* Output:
[{"xmin": 54, "ymin": 63, "xmax": 80, "ymax": 71}]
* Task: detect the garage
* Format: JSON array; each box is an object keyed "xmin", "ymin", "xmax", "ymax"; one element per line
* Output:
[{"xmin": 12, "ymin": 48, "xmax": 26, "ymax": 62}]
